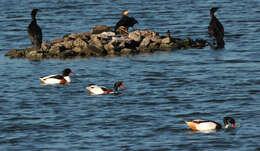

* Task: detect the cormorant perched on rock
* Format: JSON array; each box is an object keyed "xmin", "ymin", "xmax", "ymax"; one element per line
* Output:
[
  {"xmin": 27, "ymin": 9, "xmax": 42, "ymax": 47},
  {"xmin": 208, "ymin": 7, "xmax": 224, "ymax": 49},
  {"xmin": 115, "ymin": 10, "xmax": 138, "ymax": 33}
]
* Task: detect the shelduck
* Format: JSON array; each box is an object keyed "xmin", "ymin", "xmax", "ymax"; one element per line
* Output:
[
  {"xmin": 86, "ymin": 81, "xmax": 125, "ymax": 95},
  {"xmin": 185, "ymin": 117, "xmax": 236, "ymax": 131},
  {"xmin": 40, "ymin": 68, "xmax": 74, "ymax": 85}
]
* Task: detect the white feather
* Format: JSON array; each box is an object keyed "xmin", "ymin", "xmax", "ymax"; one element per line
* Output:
[
  {"xmin": 64, "ymin": 76, "xmax": 71, "ymax": 83},
  {"xmin": 196, "ymin": 121, "xmax": 217, "ymax": 131},
  {"xmin": 40, "ymin": 74, "xmax": 71, "ymax": 85},
  {"xmin": 86, "ymin": 85, "xmax": 106, "ymax": 95},
  {"xmin": 40, "ymin": 78, "xmax": 61, "ymax": 84}
]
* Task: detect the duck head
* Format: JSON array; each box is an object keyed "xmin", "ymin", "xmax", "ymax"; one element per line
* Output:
[
  {"xmin": 223, "ymin": 117, "xmax": 236, "ymax": 128},
  {"xmin": 62, "ymin": 68, "xmax": 74, "ymax": 76},
  {"xmin": 114, "ymin": 81, "xmax": 125, "ymax": 91}
]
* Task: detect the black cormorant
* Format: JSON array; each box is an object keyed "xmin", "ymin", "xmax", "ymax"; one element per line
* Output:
[
  {"xmin": 115, "ymin": 10, "xmax": 138, "ymax": 33},
  {"xmin": 208, "ymin": 7, "xmax": 224, "ymax": 48},
  {"xmin": 27, "ymin": 9, "xmax": 42, "ymax": 47}
]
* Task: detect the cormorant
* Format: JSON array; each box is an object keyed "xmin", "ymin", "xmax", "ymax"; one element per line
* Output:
[
  {"xmin": 115, "ymin": 10, "xmax": 138, "ymax": 33},
  {"xmin": 27, "ymin": 9, "xmax": 42, "ymax": 47},
  {"xmin": 208, "ymin": 7, "xmax": 224, "ymax": 48}
]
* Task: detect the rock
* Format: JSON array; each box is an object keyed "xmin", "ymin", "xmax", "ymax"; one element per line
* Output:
[
  {"xmin": 104, "ymin": 40, "xmax": 115, "ymax": 51},
  {"xmin": 77, "ymin": 32, "xmax": 91, "ymax": 41},
  {"xmin": 104, "ymin": 39, "xmax": 121, "ymax": 55},
  {"xmin": 115, "ymin": 26, "xmax": 128, "ymax": 36},
  {"xmin": 124, "ymin": 40, "xmax": 138, "ymax": 49},
  {"xmin": 98, "ymin": 32, "xmax": 115, "ymax": 39},
  {"xmin": 87, "ymin": 45, "xmax": 107, "ymax": 56},
  {"xmin": 41, "ymin": 41, "xmax": 52, "ymax": 51},
  {"xmin": 140, "ymin": 30, "xmax": 160, "ymax": 41},
  {"xmin": 26, "ymin": 50, "xmax": 43, "ymax": 60},
  {"xmin": 51, "ymin": 38, "xmax": 64, "ymax": 44},
  {"xmin": 149, "ymin": 41, "xmax": 160, "ymax": 49},
  {"xmin": 91, "ymin": 25, "xmax": 112, "ymax": 34},
  {"xmin": 89, "ymin": 35, "xmax": 104, "ymax": 49},
  {"xmin": 161, "ymin": 37, "xmax": 171, "ymax": 44},
  {"xmin": 140, "ymin": 37, "xmax": 151, "ymax": 48},
  {"xmin": 73, "ymin": 38, "xmax": 88, "ymax": 48},
  {"xmin": 5, "ymin": 26, "xmax": 209, "ymax": 59},
  {"xmin": 72, "ymin": 47, "xmax": 82, "ymax": 53},
  {"xmin": 119, "ymin": 41, "xmax": 126, "ymax": 48},
  {"xmin": 128, "ymin": 31, "xmax": 142, "ymax": 42},
  {"xmin": 63, "ymin": 40, "xmax": 74, "ymax": 49},
  {"xmin": 49, "ymin": 46, "xmax": 60, "ymax": 54},
  {"xmin": 121, "ymin": 48, "xmax": 133, "ymax": 56},
  {"xmin": 5, "ymin": 49, "xmax": 25, "ymax": 58},
  {"xmin": 160, "ymin": 43, "xmax": 173, "ymax": 51},
  {"xmin": 68, "ymin": 33, "xmax": 78, "ymax": 39},
  {"xmin": 49, "ymin": 44, "xmax": 66, "ymax": 54},
  {"xmin": 25, "ymin": 47, "xmax": 40, "ymax": 56},
  {"xmin": 61, "ymin": 50, "xmax": 78, "ymax": 58}
]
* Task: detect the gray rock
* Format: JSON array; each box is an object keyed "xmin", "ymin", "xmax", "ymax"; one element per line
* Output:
[
  {"xmin": 63, "ymin": 40, "xmax": 74, "ymax": 49},
  {"xmin": 128, "ymin": 31, "xmax": 142, "ymax": 42},
  {"xmin": 140, "ymin": 37, "xmax": 151, "ymax": 48},
  {"xmin": 161, "ymin": 37, "xmax": 171, "ymax": 44},
  {"xmin": 104, "ymin": 40, "xmax": 115, "ymax": 51},
  {"xmin": 115, "ymin": 26, "xmax": 128, "ymax": 36},
  {"xmin": 72, "ymin": 47, "xmax": 82, "ymax": 53},
  {"xmin": 87, "ymin": 45, "xmax": 107, "ymax": 56},
  {"xmin": 73, "ymin": 38, "xmax": 88, "ymax": 48},
  {"xmin": 61, "ymin": 50, "xmax": 78, "ymax": 58},
  {"xmin": 5, "ymin": 49, "xmax": 25, "ymax": 58},
  {"xmin": 98, "ymin": 32, "xmax": 116, "ymax": 39},
  {"xmin": 68, "ymin": 33, "xmax": 78, "ymax": 39},
  {"xmin": 120, "ymin": 48, "xmax": 133, "ymax": 55},
  {"xmin": 136, "ymin": 30, "xmax": 160, "ymax": 42},
  {"xmin": 26, "ymin": 50, "xmax": 43, "ymax": 59},
  {"xmin": 89, "ymin": 35, "xmax": 104, "ymax": 50},
  {"xmin": 77, "ymin": 32, "xmax": 91, "ymax": 41},
  {"xmin": 41, "ymin": 41, "xmax": 52, "ymax": 51}
]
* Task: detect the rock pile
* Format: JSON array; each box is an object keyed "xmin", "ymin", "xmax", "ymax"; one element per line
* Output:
[{"xmin": 5, "ymin": 25, "xmax": 208, "ymax": 60}]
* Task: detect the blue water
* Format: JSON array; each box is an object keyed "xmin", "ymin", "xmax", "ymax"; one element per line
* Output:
[{"xmin": 0, "ymin": 0, "xmax": 260, "ymax": 150}]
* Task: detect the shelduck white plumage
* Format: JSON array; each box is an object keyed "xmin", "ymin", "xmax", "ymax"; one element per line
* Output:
[
  {"xmin": 40, "ymin": 68, "xmax": 74, "ymax": 85},
  {"xmin": 185, "ymin": 117, "xmax": 236, "ymax": 132},
  {"xmin": 86, "ymin": 81, "xmax": 125, "ymax": 95}
]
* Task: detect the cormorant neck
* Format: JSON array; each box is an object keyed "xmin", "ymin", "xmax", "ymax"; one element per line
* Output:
[
  {"xmin": 210, "ymin": 12, "xmax": 215, "ymax": 17},
  {"xmin": 114, "ymin": 86, "xmax": 119, "ymax": 92},
  {"xmin": 31, "ymin": 15, "xmax": 37, "ymax": 22}
]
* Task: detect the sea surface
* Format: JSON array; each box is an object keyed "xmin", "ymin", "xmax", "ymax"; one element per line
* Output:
[{"xmin": 0, "ymin": 0, "xmax": 260, "ymax": 150}]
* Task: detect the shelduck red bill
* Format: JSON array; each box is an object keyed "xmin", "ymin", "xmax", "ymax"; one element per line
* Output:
[{"xmin": 120, "ymin": 83, "xmax": 125, "ymax": 89}]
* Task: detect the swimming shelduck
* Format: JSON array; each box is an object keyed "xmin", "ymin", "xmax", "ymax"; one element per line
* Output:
[
  {"xmin": 86, "ymin": 81, "xmax": 125, "ymax": 95},
  {"xmin": 185, "ymin": 117, "xmax": 236, "ymax": 132},
  {"xmin": 40, "ymin": 68, "xmax": 74, "ymax": 85}
]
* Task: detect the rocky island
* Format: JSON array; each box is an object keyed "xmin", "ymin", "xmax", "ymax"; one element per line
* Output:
[{"xmin": 5, "ymin": 25, "xmax": 209, "ymax": 60}]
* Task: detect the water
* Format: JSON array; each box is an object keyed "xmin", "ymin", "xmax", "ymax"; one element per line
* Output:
[{"xmin": 0, "ymin": 0, "xmax": 260, "ymax": 150}]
